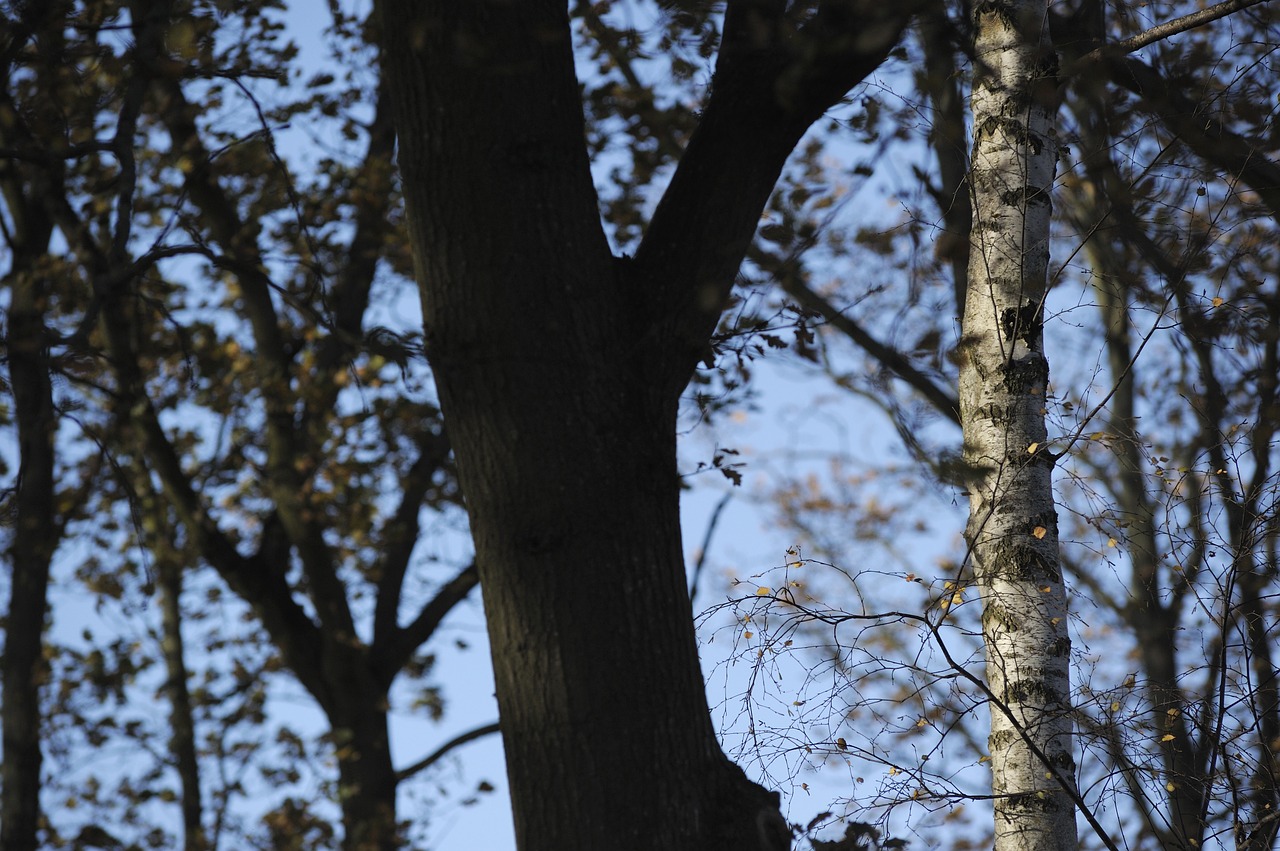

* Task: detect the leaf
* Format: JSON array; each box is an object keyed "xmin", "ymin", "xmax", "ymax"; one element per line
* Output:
[
  {"xmin": 1211, "ymin": 296, "xmax": 1224, "ymax": 307},
  {"xmin": 1161, "ymin": 734, "xmax": 1175, "ymax": 742},
  {"xmin": 756, "ymin": 586, "xmax": 771, "ymax": 596},
  {"xmin": 1032, "ymin": 526, "xmax": 1047, "ymax": 539},
  {"xmin": 1027, "ymin": 442, "xmax": 1039, "ymax": 454},
  {"xmin": 836, "ymin": 737, "xmax": 847, "ymax": 750},
  {"xmin": 807, "ymin": 811, "xmax": 834, "ymax": 831},
  {"xmin": 758, "ymin": 223, "xmax": 792, "ymax": 244}
]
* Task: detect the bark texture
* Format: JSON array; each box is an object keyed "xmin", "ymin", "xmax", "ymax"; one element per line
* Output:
[
  {"xmin": 377, "ymin": 2, "xmax": 916, "ymax": 848},
  {"xmin": 959, "ymin": 3, "xmax": 1079, "ymax": 850}
]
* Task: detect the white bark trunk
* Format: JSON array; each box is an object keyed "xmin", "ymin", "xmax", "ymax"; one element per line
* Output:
[{"xmin": 960, "ymin": 3, "xmax": 1078, "ymax": 851}]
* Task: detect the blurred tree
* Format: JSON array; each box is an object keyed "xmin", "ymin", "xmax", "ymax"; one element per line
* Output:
[{"xmin": 1, "ymin": 0, "xmax": 486, "ymax": 848}]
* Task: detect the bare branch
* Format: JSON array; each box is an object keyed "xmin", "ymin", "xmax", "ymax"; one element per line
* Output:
[
  {"xmin": 1064, "ymin": 0, "xmax": 1274, "ymax": 78},
  {"xmin": 395, "ymin": 722, "xmax": 502, "ymax": 783},
  {"xmin": 379, "ymin": 564, "xmax": 480, "ymax": 687},
  {"xmin": 688, "ymin": 491, "xmax": 733, "ymax": 608},
  {"xmin": 781, "ymin": 278, "xmax": 960, "ymax": 423}
]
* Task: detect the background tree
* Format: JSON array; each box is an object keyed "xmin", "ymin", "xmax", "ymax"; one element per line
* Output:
[
  {"xmin": 2, "ymin": 1, "xmax": 490, "ymax": 848},
  {"xmin": 698, "ymin": 2, "xmax": 1280, "ymax": 850}
]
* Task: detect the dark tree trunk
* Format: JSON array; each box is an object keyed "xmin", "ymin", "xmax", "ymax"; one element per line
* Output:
[
  {"xmin": 332, "ymin": 705, "xmax": 399, "ymax": 851},
  {"xmin": 377, "ymin": 2, "xmax": 915, "ymax": 848},
  {"xmin": 2, "ymin": 264, "xmax": 57, "ymax": 851},
  {"xmin": 156, "ymin": 557, "xmax": 209, "ymax": 851}
]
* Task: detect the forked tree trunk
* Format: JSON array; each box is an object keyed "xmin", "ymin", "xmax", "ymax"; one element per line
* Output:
[
  {"xmin": 377, "ymin": 2, "xmax": 917, "ymax": 847},
  {"xmin": 959, "ymin": 3, "xmax": 1079, "ymax": 850},
  {"xmin": 375, "ymin": 13, "xmax": 784, "ymax": 843}
]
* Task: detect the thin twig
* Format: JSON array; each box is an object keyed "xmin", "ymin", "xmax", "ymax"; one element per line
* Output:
[
  {"xmin": 689, "ymin": 491, "xmax": 733, "ymax": 608},
  {"xmin": 395, "ymin": 722, "xmax": 502, "ymax": 782}
]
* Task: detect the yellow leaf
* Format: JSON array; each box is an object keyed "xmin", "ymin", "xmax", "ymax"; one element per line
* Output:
[
  {"xmin": 1107, "ymin": 537, "xmax": 1118, "ymax": 548},
  {"xmin": 1110, "ymin": 702, "xmax": 1120, "ymax": 712},
  {"xmin": 1161, "ymin": 734, "xmax": 1175, "ymax": 742},
  {"xmin": 756, "ymin": 587, "xmax": 771, "ymax": 596},
  {"xmin": 1039, "ymin": 585, "xmax": 1052, "ymax": 593},
  {"xmin": 916, "ymin": 717, "xmax": 927, "ymax": 728},
  {"xmin": 1033, "ymin": 526, "xmax": 1047, "ymax": 539},
  {"xmin": 1211, "ymin": 296, "xmax": 1224, "ymax": 307},
  {"xmin": 978, "ymin": 755, "xmax": 991, "ymax": 763},
  {"xmin": 1027, "ymin": 442, "xmax": 1039, "ymax": 454},
  {"xmin": 744, "ymin": 631, "xmax": 753, "ymax": 639},
  {"xmin": 1167, "ymin": 782, "xmax": 1177, "ymax": 792}
]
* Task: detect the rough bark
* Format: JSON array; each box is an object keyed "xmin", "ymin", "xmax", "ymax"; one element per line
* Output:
[
  {"xmin": 377, "ymin": 2, "xmax": 916, "ymax": 848},
  {"xmin": 959, "ymin": 3, "xmax": 1079, "ymax": 851}
]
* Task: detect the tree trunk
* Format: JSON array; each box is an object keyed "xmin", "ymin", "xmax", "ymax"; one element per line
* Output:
[
  {"xmin": 959, "ymin": 3, "xmax": 1079, "ymax": 851},
  {"xmin": 156, "ymin": 557, "xmax": 209, "ymax": 851},
  {"xmin": 2, "ymin": 265, "xmax": 57, "ymax": 851},
  {"xmin": 377, "ymin": 2, "xmax": 917, "ymax": 846},
  {"xmin": 331, "ymin": 705, "xmax": 399, "ymax": 851},
  {"xmin": 377, "ymin": 5, "xmax": 788, "ymax": 849}
]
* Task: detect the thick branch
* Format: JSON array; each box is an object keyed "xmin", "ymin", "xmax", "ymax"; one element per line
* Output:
[
  {"xmin": 306, "ymin": 69, "xmax": 398, "ymax": 404},
  {"xmin": 634, "ymin": 1, "xmax": 922, "ymax": 391},
  {"xmin": 2, "ymin": 209, "xmax": 57, "ymax": 851},
  {"xmin": 917, "ymin": 5, "xmax": 971, "ymax": 320},
  {"xmin": 1103, "ymin": 56, "xmax": 1280, "ymax": 219}
]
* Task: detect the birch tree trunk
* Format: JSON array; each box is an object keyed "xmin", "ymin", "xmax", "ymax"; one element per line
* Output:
[{"xmin": 959, "ymin": 3, "xmax": 1078, "ymax": 850}]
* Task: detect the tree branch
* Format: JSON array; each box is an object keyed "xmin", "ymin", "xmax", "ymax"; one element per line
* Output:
[
  {"xmin": 1064, "ymin": 0, "xmax": 1273, "ymax": 77},
  {"xmin": 152, "ymin": 63, "xmax": 356, "ymax": 639},
  {"xmin": 781, "ymin": 278, "xmax": 960, "ymax": 423},
  {"xmin": 379, "ymin": 563, "xmax": 480, "ymax": 688},
  {"xmin": 394, "ymin": 721, "xmax": 501, "ymax": 783},
  {"xmin": 634, "ymin": 1, "xmax": 923, "ymax": 390},
  {"xmin": 372, "ymin": 425, "xmax": 453, "ymax": 650},
  {"xmin": 688, "ymin": 491, "xmax": 733, "ymax": 608}
]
